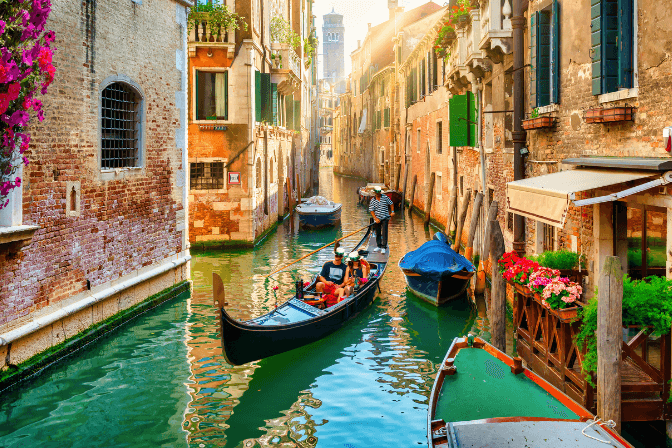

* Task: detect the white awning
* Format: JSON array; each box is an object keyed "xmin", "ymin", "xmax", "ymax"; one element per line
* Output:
[
  {"xmin": 506, "ymin": 169, "xmax": 659, "ymax": 228},
  {"xmin": 358, "ymin": 108, "xmax": 367, "ymax": 134}
]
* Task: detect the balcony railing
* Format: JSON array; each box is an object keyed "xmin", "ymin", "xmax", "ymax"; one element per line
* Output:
[
  {"xmin": 270, "ymin": 43, "xmax": 301, "ymax": 95},
  {"xmin": 187, "ymin": 15, "xmax": 235, "ymax": 57},
  {"xmin": 478, "ymin": 0, "xmax": 513, "ymax": 63}
]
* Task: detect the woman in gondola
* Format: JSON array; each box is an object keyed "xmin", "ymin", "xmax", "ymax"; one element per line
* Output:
[{"xmin": 341, "ymin": 252, "xmax": 370, "ymax": 298}]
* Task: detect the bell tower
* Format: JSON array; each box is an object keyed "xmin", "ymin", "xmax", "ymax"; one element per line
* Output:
[{"xmin": 322, "ymin": 9, "xmax": 345, "ymax": 93}]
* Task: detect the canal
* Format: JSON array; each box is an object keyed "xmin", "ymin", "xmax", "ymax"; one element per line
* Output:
[{"xmin": 0, "ymin": 169, "xmax": 489, "ymax": 447}]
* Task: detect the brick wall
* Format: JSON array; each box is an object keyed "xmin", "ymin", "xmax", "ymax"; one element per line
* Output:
[{"xmin": 0, "ymin": 0, "xmax": 186, "ymax": 328}]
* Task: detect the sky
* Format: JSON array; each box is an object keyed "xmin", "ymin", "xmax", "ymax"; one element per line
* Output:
[{"xmin": 313, "ymin": 0, "xmax": 441, "ymax": 78}]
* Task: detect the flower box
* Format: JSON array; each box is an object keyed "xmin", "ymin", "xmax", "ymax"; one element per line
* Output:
[
  {"xmin": 512, "ymin": 283, "xmax": 532, "ymax": 297},
  {"xmin": 531, "ymin": 291, "xmax": 581, "ymax": 322},
  {"xmin": 601, "ymin": 106, "xmax": 635, "ymax": 122},
  {"xmin": 584, "ymin": 108, "xmax": 602, "ymax": 123},
  {"xmin": 522, "ymin": 116, "xmax": 554, "ymax": 130}
]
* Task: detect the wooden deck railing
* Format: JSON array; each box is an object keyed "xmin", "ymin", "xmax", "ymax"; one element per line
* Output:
[{"xmin": 512, "ymin": 286, "xmax": 671, "ymax": 421}]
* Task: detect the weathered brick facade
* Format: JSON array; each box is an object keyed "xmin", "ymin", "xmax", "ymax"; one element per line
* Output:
[{"xmin": 0, "ymin": 0, "xmax": 191, "ymax": 368}]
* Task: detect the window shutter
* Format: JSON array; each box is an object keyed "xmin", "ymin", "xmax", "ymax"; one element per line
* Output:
[
  {"xmin": 384, "ymin": 108, "xmax": 390, "ymax": 128},
  {"xmin": 224, "ymin": 70, "xmax": 229, "ymax": 120},
  {"xmin": 432, "ymin": 51, "xmax": 438, "ymax": 92},
  {"xmin": 530, "ymin": 12, "xmax": 538, "ymax": 107},
  {"xmin": 550, "ymin": 0, "xmax": 560, "ymax": 104},
  {"xmin": 261, "ymin": 73, "xmax": 272, "ymax": 123},
  {"xmin": 449, "ymin": 94, "xmax": 468, "ymax": 147},
  {"xmin": 618, "ymin": 0, "xmax": 633, "ymax": 89},
  {"xmin": 537, "ymin": 11, "xmax": 551, "ymax": 107},
  {"xmin": 255, "ymin": 70, "xmax": 262, "ymax": 122},
  {"xmin": 271, "ymin": 83, "xmax": 278, "ymax": 126},
  {"xmin": 195, "ymin": 70, "xmax": 200, "ymax": 120},
  {"xmin": 603, "ymin": 0, "xmax": 619, "ymax": 94},
  {"xmin": 468, "ymin": 91, "xmax": 478, "ymax": 147},
  {"xmin": 294, "ymin": 100, "xmax": 300, "ymax": 131},
  {"xmin": 286, "ymin": 97, "xmax": 293, "ymax": 130},
  {"xmin": 590, "ymin": 0, "xmax": 602, "ymax": 95}
]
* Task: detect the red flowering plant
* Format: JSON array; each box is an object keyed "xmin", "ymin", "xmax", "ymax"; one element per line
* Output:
[
  {"xmin": 0, "ymin": 0, "xmax": 56, "ymax": 210},
  {"xmin": 433, "ymin": 0, "xmax": 474, "ymax": 58}
]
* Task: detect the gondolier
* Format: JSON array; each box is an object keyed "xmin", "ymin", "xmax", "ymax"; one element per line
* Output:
[{"xmin": 369, "ymin": 186, "xmax": 394, "ymax": 252}]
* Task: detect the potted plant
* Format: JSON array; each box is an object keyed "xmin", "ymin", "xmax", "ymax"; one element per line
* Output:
[
  {"xmin": 433, "ymin": 0, "xmax": 473, "ymax": 55},
  {"xmin": 522, "ymin": 108, "xmax": 555, "ymax": 130},
  {"xmin": 527, "ymin": 250, "xmax": 587, "ymax": 285}
]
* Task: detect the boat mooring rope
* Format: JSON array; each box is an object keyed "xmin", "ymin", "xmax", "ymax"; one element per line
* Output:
[{"xmin": 581, "ymin": 417, "xmax": 617, "ymax": 444}]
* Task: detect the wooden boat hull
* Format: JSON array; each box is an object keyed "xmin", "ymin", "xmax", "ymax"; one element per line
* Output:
[
  {"xmin": 297, "ymin": 206, "xmax": 342, "ymax": 229},
  {"xmin": 357, "ymin": 186, "xmax": 402, "ymax": 209},
  {"xmin": 428, "ymin": 337, "xmax": 634, "ymax": 448},
  {"xmin": 399, "ymin": 259, "xmax": 473, "ymax": 306},
  {"xmin": 218, "ymin": 226, "xmax": 388, "ymax": 366}
]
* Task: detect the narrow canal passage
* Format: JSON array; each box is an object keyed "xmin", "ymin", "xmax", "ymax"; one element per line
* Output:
[{"xmin": 0, "ymin": 169, "xmax": 486, "ymax": 448}]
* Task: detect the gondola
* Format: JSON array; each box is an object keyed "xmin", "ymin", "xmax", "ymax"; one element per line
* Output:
[
  {"xmin": 215, "ymin": 224, "xmax": 389, "ymax": 366},
  {"xmin": 357, "ymin": 183, "xmax": 403, "ymax": 209},
  {"xmin": 428, "ymin": 336, "xmax": 634, "ymax": 448},
  {"xmin": 399, "ymin": 232, "xmax": 475, "ymax": 306}
]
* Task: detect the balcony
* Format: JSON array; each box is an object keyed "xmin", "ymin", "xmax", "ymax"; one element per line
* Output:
[
  {"xmin": 270, "ymin": 43, "xmax": 301, "ymax": 95},
  {"xmin": 188, "ymin": 15, "xmax": 235, "ymax": 58},
  {"xmin": 464, "ymin": 9, "xmax": 490, "ymax": 78},
  {"xmin": 478, "ymin": 0, "xmax": 513, "ymax": 64}
]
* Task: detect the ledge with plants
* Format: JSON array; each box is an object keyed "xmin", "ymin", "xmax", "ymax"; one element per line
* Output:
[
  {"xmin": 498, "ymin": 250, "xmax": 584, "ymax": 321},
  {"xmin": 433, "ymin": 0, "xmax": 474, "ymax": 59},
  {"xmin": 522, "ymin": 108, "xmax": 555, "ymax": 130},
  {"xmin": 188, "ymin": 0, "xmax": 247, "ymax": 44}
]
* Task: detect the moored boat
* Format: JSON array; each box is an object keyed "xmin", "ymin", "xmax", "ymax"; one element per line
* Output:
[
  {"xmin": 296, "ymin": 195, "xmax": 342, "ymax": 229},
  {"xmin": 357, "ymin": 183, "xmax": 403, "ymax": 208},
  {"xmin": 399, "ymin": 232, "xmax": 474, "ymax": 306},
  {"xmin": 428, "ymin": 336, "xmax": 633, "ymax": 448},
  {"xmin": 215, "ymin": 225, "xmax": 390, "ymax": 365}
]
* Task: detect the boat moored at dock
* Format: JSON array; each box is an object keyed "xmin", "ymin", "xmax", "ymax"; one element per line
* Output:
[{"xmin": 296, "ymin": 196, "xmax": 342, "ymax": 229}]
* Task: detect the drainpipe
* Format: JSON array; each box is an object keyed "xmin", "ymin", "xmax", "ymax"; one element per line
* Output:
[
  {"xmin": 512, "ymin": 0, "xmax": 527, "ymax": 257},
  {"xmin": 476, "ymin": 82, "xmax": 486, "ymax": 255}
]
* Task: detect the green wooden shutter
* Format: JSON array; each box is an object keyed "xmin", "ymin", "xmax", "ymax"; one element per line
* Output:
[
  {"xmin": 294, "ymin": 100, "xmax": 300, "ymax": 131},
  {"xmin": 286, "ymin": 97, "xmax": 293, "ymax": 130},
  {"xmin": 530, "ymin": 12, "xmax": 538, "ymax": 107},
  {"xmin": 271, "ymin": 83, "xmax": 278, "ymax": 126},
  {"xmin": 384, "ymin": 108, "xmax": 390, "ymax": 128},
  {"xmin": 537, "ymin": 11, "xmax": 551, "ymax": 107},
  {"xmin": 255, "ymin": 70, "xmax": 262, "ymax": 122},
  {"xmin": 618, "ymin": 0, "xmax": 633, "ymax": 89},
  {"xmin": 260, "ymin": 73, "xmax": 272, "ymax": 123},
  {"xmin": 590, "ymin": 0, "xmax": 602, "ymax": 95},
  {"xmin": 195, "ymin": 70, "xmax": 200, "ymax": 120},
  {"xmin": 223, "ymin": 70, "xmax": 229, "ymax": 120},
  {"xmin": 550, "ymin": 0, "xmax": 560, "ymax": 104},
  {"xmin": 603, "ymin": 0, "xmax": 619, "ymax": 94},
  {"xmin": 449, "ymin": 94, "xmax": 468, "ymax": 147},
  {"xmin": 468, "ymin": 91, "xmax": 478, "ymax": 147}
]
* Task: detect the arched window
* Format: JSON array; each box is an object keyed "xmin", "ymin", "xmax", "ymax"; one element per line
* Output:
[
  {"xmin": 256, "ymin": 158, "xmax": 262, "ymax": 188},
  {"xmin": 101, "ymin": 82, "xmax": 142, "ymax": 168}
]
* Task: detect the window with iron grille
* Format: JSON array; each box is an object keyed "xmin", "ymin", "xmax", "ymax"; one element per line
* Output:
[
  {"xmin": 101, "ymin": 82, "xmax": 140, "ymax": 169},
  {"xmin": 542, "ymin": 222, "xmax": 555, "ymax": 252},
  {"xmin": 190, "ymin": 162, "xmax": 224, "ymax": 190}
]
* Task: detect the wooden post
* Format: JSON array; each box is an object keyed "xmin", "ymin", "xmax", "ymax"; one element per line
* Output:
[
  {"xmin": 425, "ymin": 173, "xmax": 435, "ymax": 225},
  {"xmin": 476, "ymin": 200, "xmax": 498, "ymax": 294},
  {"xmin": 465, "ymin": 192, "xmax": 484, "ymax": 261},
  {"xmin": 285, "ymin": 177, "xmax": 292, "ymax": 215},
  {"xmin": 295, "ymin": 173, "xmax": 301, "ymax": 204},
  {"xmin": 409, "ymin": 174, "xmax": 417, "ymax": 214},
  {"xmin": 452, "ymin": 189, "xmax": 471, "ymax": 252},
  {"xmin": 446, "ymin": 188, "xmax": 458, "ymax": 238},
  {"xmin": 395, "ymin": 163, "xmax": 402, "ymax": 191},
  {"xmin": 213, "ymin": 273, "xmax": 227, "ymax": 339},
  {"xmin": 402, "ymin": 161, "xmax": 410, "ymax": 208},
  {"xmin": 597, "ymin": 256, "xmax": 623, "ymax": 433},
  {"xmin": 489, "ymin": 220, "xmax": 506, "ymax": 352}
]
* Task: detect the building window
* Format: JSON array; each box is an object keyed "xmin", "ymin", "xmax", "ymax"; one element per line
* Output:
[
  {"xmin": 416, "ymin": 128, "xmax": 421, "ymax": 153},
  {"xmin": 459, "ymin": 175, "xmax": 464, "ymax": 196},
  {"xmin": 190, "ymin": 162, "xmax": 224, "ymax": 190},
  {"xmin": 436, "ymin": 172, "xmax": 442, "ymax": 198},
  {"xmin": 507, "ymin": 212, "xmax": 514, "ymax": 232},
  {"xmin": 541, "ymin": 222, "xmax": 555, "ymax": 252},
  {"xmin": 530, "ymin": 1, "xmax": 560, "ymax": 107},
  {"xmin": 101, "ymin": 82, "xmax": 141, "ymax": 169},
  {"xmin": 436, "ymin": 121, "xmax": 443, "ymax": 154},
  {"xmin": 488, "ymin": 187, "xmax": 494, "ymax": 206},
  {"xmin": 590, "ymin": 0, "xmax": 635, "ymax": 95},
  {"xmin": 196, "ymin": 70, "xmax": 228, "ymax": 120}
]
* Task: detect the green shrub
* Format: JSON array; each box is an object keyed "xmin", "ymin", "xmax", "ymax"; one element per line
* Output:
[{"xmin": 527, "ymin": 250, "xmax": 586, "ymax": 270}]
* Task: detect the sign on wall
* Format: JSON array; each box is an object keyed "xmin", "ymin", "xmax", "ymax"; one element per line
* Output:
[{"xmin": 228, "ymin": 172, "xmax": 241, "ymax": 185}]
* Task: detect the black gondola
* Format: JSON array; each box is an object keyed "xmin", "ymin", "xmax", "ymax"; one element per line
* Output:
[{"xmin": 215, "ymin": 225, "xmax": 389, "ymax": 366}]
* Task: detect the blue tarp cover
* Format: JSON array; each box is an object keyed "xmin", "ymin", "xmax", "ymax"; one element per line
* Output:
[{"xmin": 399, "ymin": 234, "xmax": 475, "ymax": 281}]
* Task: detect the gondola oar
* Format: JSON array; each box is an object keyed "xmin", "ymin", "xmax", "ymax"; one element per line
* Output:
[{"xmin": 261, "ymin": 222, "xmax": 375, "ymax": 279}]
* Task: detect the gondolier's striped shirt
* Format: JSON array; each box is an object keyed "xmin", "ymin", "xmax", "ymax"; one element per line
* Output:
[{"xmin": 369, "ymin": 195, "xmax": 393, "ymax": 220}]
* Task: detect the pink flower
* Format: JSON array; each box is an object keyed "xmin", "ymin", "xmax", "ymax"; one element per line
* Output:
[
  {"xmin": 272, "ymin": 286, "xmax": 279, "ymax": 290},
  {"xmin": 2, "ymin": 110, "xmax": 30, "ymax": 127}
]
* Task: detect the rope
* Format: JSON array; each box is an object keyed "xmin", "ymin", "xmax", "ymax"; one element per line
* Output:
[{"xmin": 581, "ymin": 417, "xmax": 617, "ymax": 444}]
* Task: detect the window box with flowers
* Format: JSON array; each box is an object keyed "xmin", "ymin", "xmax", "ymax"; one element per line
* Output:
[
  {"xmin": 584, "ymin": 106, "xmax": 635, "ymax": 124},
  {"xmin": 498, "ymin": 251, "xmax": 583, "ymax": 322},
  {"xmin": 522, "ymin": 109, "xmax": 555, "ymax": 130}
]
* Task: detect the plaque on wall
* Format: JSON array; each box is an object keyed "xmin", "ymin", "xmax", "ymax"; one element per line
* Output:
[{"xmin": 228, "ymin": 172, "xmax": 241, "ymax": 185}]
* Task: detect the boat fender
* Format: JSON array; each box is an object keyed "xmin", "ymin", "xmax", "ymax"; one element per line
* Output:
[{"xmin": 442, "ymin": 357, "xmax": 457, "ymax": 376}]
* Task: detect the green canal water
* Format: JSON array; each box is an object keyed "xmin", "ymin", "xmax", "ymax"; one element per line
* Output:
[{"xmin": 1, "ymin": 168, "xmax": 654, "ymax": 447}]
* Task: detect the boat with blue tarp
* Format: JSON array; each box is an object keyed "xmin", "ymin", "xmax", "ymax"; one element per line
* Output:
[
  {"xmin": 296, "ymin": 195, "xmax": 342, "ymax": 229},
  {"xmin": 428, "ymin": 336, "xmax": 634, "ymax": 448},
  {"xmin": 215, "ymin": 223, "xmax": 389, "ymax": 365},
  {"xmin": 398, "ymin": 232, "xmax": 475, "ymax": 306}
]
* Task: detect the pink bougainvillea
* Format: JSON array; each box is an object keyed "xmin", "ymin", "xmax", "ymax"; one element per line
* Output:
[{"xmin": 0, "ymin": 0, "xmax": 55, "ymax": 210}]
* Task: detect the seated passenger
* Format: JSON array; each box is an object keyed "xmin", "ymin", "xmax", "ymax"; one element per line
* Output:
[
  {"xmin": 343, "ymin": 251, "xmax": 370, "ymax": 297},
  {"xmin": 316, "ymin": 247, "xmax": 347, "ymax": 300}
]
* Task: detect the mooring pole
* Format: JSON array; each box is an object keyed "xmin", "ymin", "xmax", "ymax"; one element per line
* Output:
[
  {"xmin": 465, "ymin": 191, "xmax": 484, "ymax": 261},
  {"xmin": 425, "ymin": 173, "xmax": 435, "ymax": 225},
  {"xmin": 476, "ymin": 200, "xmax": 498, "ymax": 294},
  {"xmin": 489, "ymin": 219, "xmax": 506, "ymax": 351},
  {"xmin": 295, "ymin": 173, "xmax": 301, "ymax": 204},
  {"xmin": 597, "ymin": 256, "xmax": 623, "ymax": 433},
  {"xmin": 409, "ymin": 174, "xmax": 417, "ymax": 214},
  {"xmin": 452, "ymin": 189, "xmax": 471, "ymax": 252},
  {"xmin": 402, "ymin": 157, "xmax": 410, "ymax": 209},
  {"xmin": 395, "ymin": 163, "xmax": 402, "ymax": 192},
  {"xmin": 445, "ymin": 188, "xmax": 458, "ymax": 238}
]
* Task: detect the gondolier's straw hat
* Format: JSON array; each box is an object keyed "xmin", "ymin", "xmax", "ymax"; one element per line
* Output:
[
  {"xmin": 347, "ymin": 252, "xmax": 361, "ymax": 261},
  {"xmin": 335, "ymin": 247, "xmax": 346, "ymax": 256},
  {"xmin": 373, "ymin": 186, "xmax": 382, "ymax": 193}
]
